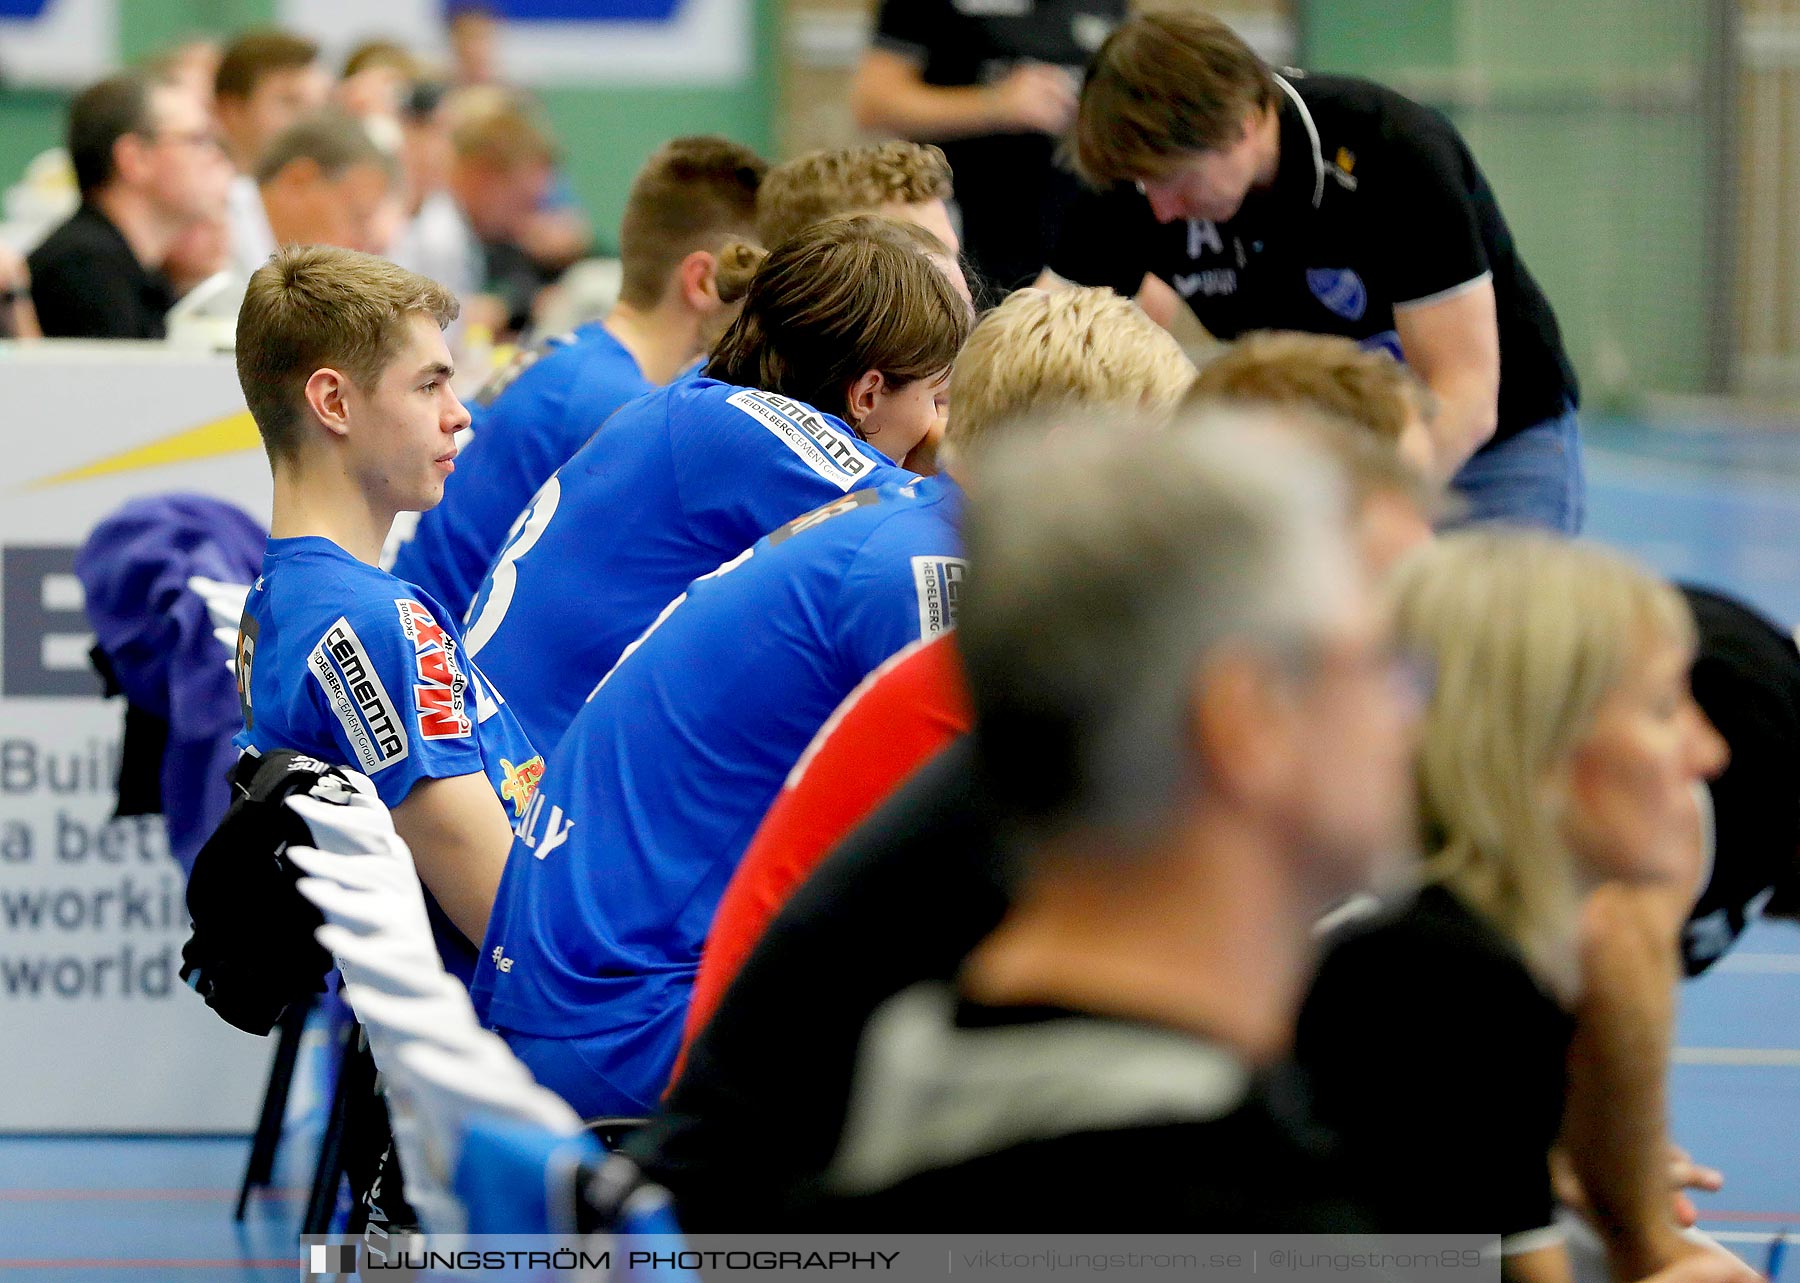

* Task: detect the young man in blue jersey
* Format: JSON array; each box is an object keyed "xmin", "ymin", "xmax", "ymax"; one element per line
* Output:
[
  {"xmin": 233, "ymin": 245, "xmax": 540, "ymax": 968},
  {"xmin": 389, "ymin": 136, "xmax": 767, "ymax": 619},
  {"xmin": 461, "ymin": 214, "xmax": 971, "ymax": 751},
  {"xmin": 471, "ymin": 286, "xmax": 1195, "ymax": 1117}
]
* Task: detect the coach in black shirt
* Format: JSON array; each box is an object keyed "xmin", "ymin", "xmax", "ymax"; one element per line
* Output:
[
  {"xmin": 851, "ymin": 0, "xmax": 1125, "ymax": 295},
  {"xmin": 28, "ymin": 71, "xmax": 229, "ymax": 339},
  {"xmin": 1049, "ymin": 12, "xmax": 1582, "ymax": 532}
]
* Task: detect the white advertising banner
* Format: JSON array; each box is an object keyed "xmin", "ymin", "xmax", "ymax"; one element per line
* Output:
[
  {"xmin": 0, "ymin": 0, "xmax": 117, "ymax": 89},
  {"xmin": 279, "ymin": 0, "xmax": 753, "ymax": 88},
  {"xmin": 0, "ymin": 342, "xmax": 275, "ymax": 1132}
]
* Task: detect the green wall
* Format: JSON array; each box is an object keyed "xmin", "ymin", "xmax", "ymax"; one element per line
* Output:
[
  {"xmin": 0, "ymin": 0, "xmax": 778, "ymax": 258},
  {"xmin": 1301, "ymin": 0, "xmax": 1719, "ymax": 402}
]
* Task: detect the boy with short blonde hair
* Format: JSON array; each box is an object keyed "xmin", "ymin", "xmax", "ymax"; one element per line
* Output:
[{"xmin": 234, "ymin": 245, "xmax": 540, "ymax": 972}]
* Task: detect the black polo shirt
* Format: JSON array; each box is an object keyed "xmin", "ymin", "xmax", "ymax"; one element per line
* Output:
[
  {"xmin": 28, "ymin": 202, "xmax": 175, "ymax": 340},
  {"xmin": 1047, "ymin": 72, "xmax": 1579, "ymax": 445},
  {"xmin": 872, "ymin": 0, "xmax": 1127, "ymax": 295},
  {"xmin": 1294, "ymin": 885, "xmax": 1574, "ymax": 1248},
  {"xmin": 1681, "ymin": 585, "xmax": 1800, "ymax": 975}
]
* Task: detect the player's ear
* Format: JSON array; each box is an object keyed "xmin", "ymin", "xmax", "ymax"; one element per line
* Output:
[
  {"xmin": 303, "ymin": 367, "xmax": 354, "ymax": 439},
  {"xmin": 677, "ymin": 249, "xmax": 720, "ymax": 312},
  {"xmin": 844, "ymin": 369, "xmax": 885, "ymax": 430}
]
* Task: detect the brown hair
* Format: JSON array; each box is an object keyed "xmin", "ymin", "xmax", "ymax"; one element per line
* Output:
[
  {"xmin": 1073, "ymin": 10, "xmax": 1278, "ymax": 186},
  {"xmin": 67, "ymin": 72, "xmax": 157, "ymax": 197},
  {"xmin": 451, "ymin": 99, "xmax": 557, "ymax": 167},
  {"xmin": 343, "ymin": 39, "xmax": 421, "ymax": 81},
  {"xmin": 214, "ymin": 29, "xmax": 319, "ymax": 102},
  {"xmin": 236, "ymin": 245, "xmax": 458, "ymax": 462},
  {"xmin": 1190, "ymin": 331, "xmax": 1430, "ymax": 445},
  {"xmin": 755, "ymin": 141, "xmax": 953, "ymax": 250},
  {"xmin": 254, "ymin": 107, "xmax": 398, "ymax": 187},
  {"xmin": 704, "ymin": 214, "xmax": 970, "ymax": 422},
  {"xmin": 617, "ymin": 136, "xmax": 767, "ymax": 310}
]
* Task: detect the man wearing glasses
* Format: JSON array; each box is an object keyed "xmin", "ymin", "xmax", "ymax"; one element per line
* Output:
[{"xmin": 28, "ymin": 71, "xmax": 231, "ymax": 339}]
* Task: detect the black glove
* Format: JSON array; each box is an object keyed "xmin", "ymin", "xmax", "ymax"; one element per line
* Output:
[{"xmin": 179, "ymin": 750, "xmax": 357, "ymax": 1034}]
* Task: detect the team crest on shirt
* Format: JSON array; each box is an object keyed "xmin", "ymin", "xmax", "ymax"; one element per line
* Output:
[
  {"xmin": 1306, "ymin": 267, "xmax": 1368, "ymax": 322},
  {"xmin": 499, "ymin": 755, "xmax": 545, "ymax": 818},
  {"xmin": 396, "ymin": 599, "xmax": 472, "ymax": 740}
]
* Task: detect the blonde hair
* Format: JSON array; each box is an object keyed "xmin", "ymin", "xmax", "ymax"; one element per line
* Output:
[
  {"xmin": 947, "ymin": 288, "xmax": 1194, "ymax": 456},
  {"xmin": 1387, "ymin": 531, "xmax": 1696, "ymax": 996},
  {"xmin": 704, "ymin": 214, "xmax": 969, "ymax": 422},
  {"xmin": 1191, "ymin": 332, "xmax": 1432, "ymax": 446},
  {"xmin": 1073, "ymin": 10, "xmax": 1278, "ymax": 187},
  {"xmin": 451, "ymin": 98, "xmax": 556, "ymax": 168},
  {"xmin": 236, "ymin": 244, "xmax": 459, "ymax": 462},
  {"xmin": 755, "ymin": 141, "xmax": 954, "ymax": 251}
]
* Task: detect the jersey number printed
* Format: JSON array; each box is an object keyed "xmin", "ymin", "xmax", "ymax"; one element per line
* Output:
[{"xmin": 464, "ymin": 475, "xmax": 563, "ymax": 657}]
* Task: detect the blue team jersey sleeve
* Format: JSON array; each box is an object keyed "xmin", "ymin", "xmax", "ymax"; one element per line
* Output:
[
  {"xmin": 672, "ymin": 385, "xmax": 909, "ymax": 551},
  {"xmin": 299, "ymin": 591, "xmax": 490, "ymax": 809},
  {"xmin": 831, "ymin": 496, "xmax": 967, "ymax": 679}
]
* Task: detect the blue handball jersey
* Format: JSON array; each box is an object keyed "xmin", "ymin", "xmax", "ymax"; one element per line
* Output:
[
  {"xmin": 472, "ymin": 474, "xmax": 967, "ymax": 1100},
  {"xmin": 461, "ymin": 378, "xmax": 912, "ymax": 752},
  {"xmin": 389, "ymin": 323, "xmax": 652, "ymax": 622},
  {"xmin": 234, "ymin": 538, "xmax": 546, "ymax": 978}
]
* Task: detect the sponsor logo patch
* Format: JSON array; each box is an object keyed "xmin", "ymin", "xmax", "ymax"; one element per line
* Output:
[
  {"xmin": 911, "ymin": 556, "xmax": 967, "ymax": 638},
  {"xmin": 308, "ymin": 618, "xmax": 408, "ymax": 773},
  {"xmin": 396, "ymin": 600, "xmax": 471, "ymax": 740},
  {"xmin": 768, "ymin": 487, "xmax": 883, "ymax": 545},
  {"xmin": 499, "ymin": 754, "xmax": 545, "ymax": 818},
  {"xmin": 727, "ymin": 388, "xmax": 873, "ymax": 491},
  {"xmin": 1306, "ymin": 267, "xmax": 1369, "ymax": 322}
]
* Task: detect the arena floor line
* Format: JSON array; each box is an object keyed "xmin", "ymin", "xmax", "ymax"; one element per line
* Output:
[{"xmin": 0, "ymin": 421, "xmax": 1795, "ymax": 1278}]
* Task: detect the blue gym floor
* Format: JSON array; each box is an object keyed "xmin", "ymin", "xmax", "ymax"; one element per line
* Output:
[{"xmin": 1, "ymin": 419, "xmax": 1796, "ymax": 1280}]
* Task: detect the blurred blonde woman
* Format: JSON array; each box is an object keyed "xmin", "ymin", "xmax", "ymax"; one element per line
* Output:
[{"xmin": 1295, "ymin": 530, "xmax": 1727, "ymax": 1283}]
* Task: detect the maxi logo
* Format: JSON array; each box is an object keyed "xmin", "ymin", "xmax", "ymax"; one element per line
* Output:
[
  {"xmin": 396, "ymin": 600, "xmax": 471, "ymax": 740},
  {"xmin": 911, "ymin": 556, "xmax": 967, "ymax": 638},
  {"xmin": 308, "ymin": 618, "xmax": 409, "ymax": 774},
  {"xmin": 726, "ymin": 389, "xmax": 871, "ymax": 492}
]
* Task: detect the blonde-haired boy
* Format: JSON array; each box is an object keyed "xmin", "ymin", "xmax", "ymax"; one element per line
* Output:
[{"xmin": 234, "ymin": 244, "xmax": 540, "ymax": 960}]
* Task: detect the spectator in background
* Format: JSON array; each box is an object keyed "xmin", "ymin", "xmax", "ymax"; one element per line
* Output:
[
  {"xmin": 849, "ymin": 0, "xmax": 1124, "ymax": 295},
  {"xmin": 213, "ymin": 30, "xmax": 329, "ymax": 175},
  {"xmin": 141, "ymin": 38, "xmax": 221, "ymax": 113},
  {"xmin": 389, "ymin": 81, "xmax": 482, "ymax": 319},
  {"xmin": 338, "ymin": 39, "xmax": 423, "ymax": 126},
  {"xmin": 448, "ymin": 4, "xmax": 502, "ymax": 87},
  {"xmin": 229, "ymin": 109, "xmax": 402, "ymax": 278},
  {"xmin": 143, "ymin": 39, "xmax": 229, "ymax": 298},
  {"xmin": 447, "ymin": 99, "xmax": 562, "ymax": 337},
  {"xmin": 29, "ymin": 72, "xmax": 230, "ymax": 339},
  {"xmin": 390, "ymin": 135, "xmax": 766, "ymax": 620},
  {"xmin": 0, "ymin": 244, "xmax": 41, "ymax": 338}
]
